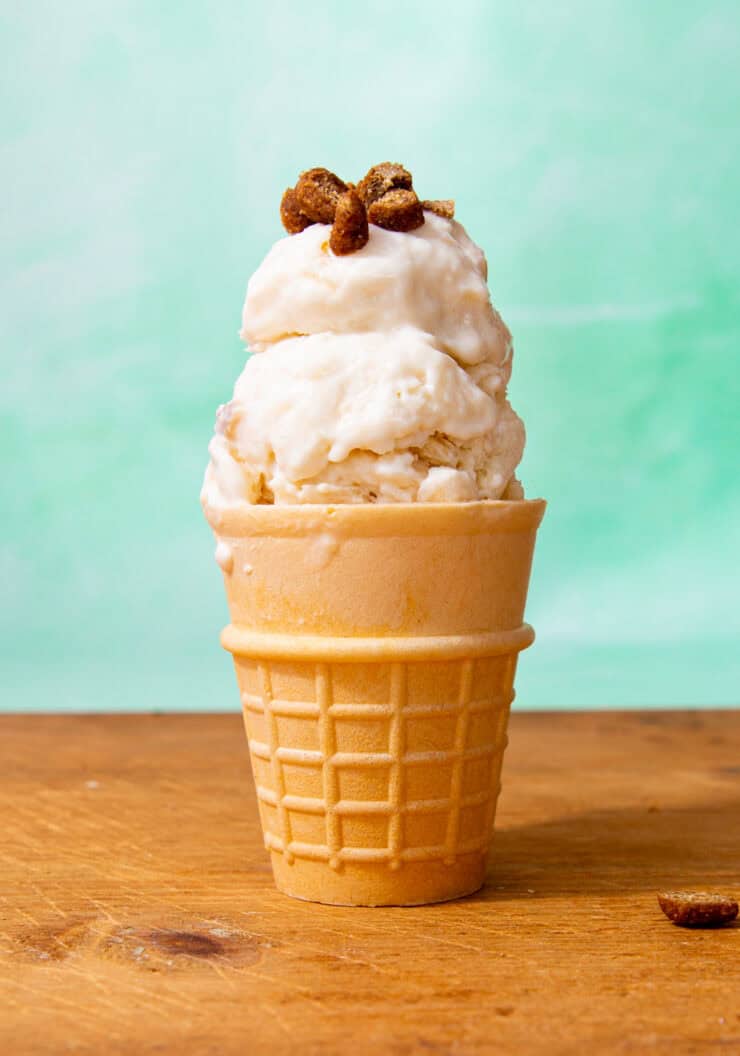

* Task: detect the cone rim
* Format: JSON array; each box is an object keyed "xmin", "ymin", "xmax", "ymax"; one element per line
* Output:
[
  {"xmin": 222, "ymin": 622, "xmax": 535, "ymax": 660},
  {"xmin": 203, "ymin": 497, "xmax": 546, "ymax": 537}
]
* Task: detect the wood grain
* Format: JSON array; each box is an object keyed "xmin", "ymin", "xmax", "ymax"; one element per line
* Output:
[{"xmin": 1, "ymin": 711, "xmax": 739, "ymax": 1055}]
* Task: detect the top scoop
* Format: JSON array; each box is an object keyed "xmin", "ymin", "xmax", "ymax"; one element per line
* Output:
[{"xmin": 202, "ymin": 164, "xmax": 525, "ymax": 507}]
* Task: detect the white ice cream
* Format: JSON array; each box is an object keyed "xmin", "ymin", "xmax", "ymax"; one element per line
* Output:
[
  {"xmin": 202, "ymin": 211, "xmax": 525, "ymax": 507},
  {"xmin": 241, "ymin": 215, "xmax": 511, "ymax": 368}
]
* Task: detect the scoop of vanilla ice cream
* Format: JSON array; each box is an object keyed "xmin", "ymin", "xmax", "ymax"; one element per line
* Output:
[
  {"xmin": 241, "ymin": 214, "xmax": 512, "ymax": 370},
  {"xmin": 202, "ymin": 210, "xmax": 525, "ymax": 507}
]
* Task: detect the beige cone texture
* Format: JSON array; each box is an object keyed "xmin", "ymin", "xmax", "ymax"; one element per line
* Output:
[{"xmin": 205, "ymin": 500, "xmax": 545, "ymax": 906}]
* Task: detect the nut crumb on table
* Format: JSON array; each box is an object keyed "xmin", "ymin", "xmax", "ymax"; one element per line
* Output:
[{"xmin": 657, "ymin": 891, "xmax": 738, "ymax": 927}]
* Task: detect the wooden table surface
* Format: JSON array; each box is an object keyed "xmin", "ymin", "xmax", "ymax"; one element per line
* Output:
[{"xmin": 2, "ymin": 711, "xmax": 739, "ymax": 1055}]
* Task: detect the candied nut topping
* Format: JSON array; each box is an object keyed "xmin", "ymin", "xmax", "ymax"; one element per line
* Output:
[
  {"xmin": 280, "ymin": 162, "xmax": 451, "ymax": 251},
  {"xmin": 280, "ymin": 187, "xmax": 314, "ymax": 234},
  {"xmin": 657, "ymin": 891, "xmax": 738, "ymax": 928},
  {"xmin": 294, "ymin": 167, "xmax": 347, "ymax": 224},
  {"xmin": 329, "ymin": 187, "xmax": 369, "ymax": 256},
  {"xmin": 357, "ymin": 162, "xmax": 413, "ymax": 206},
  {"xmin": 423, "ymin": 199, "xmax": 455, "ymax": 219},
  {"xmin": 368, "ymin": 188, "xmax": 425, "ymax": 232}
]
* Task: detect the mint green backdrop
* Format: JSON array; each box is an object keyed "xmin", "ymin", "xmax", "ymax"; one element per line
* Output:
[{"xmin": 2, "ymin": 2, "xmax": 739, "ymax": 712}]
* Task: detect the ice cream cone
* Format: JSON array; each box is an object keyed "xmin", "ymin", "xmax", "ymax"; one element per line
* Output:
[{"xmin": 204, "ymin": 499, "xmax": 545, "ymax": 906}]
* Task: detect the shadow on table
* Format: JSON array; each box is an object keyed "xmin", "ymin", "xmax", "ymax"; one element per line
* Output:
[{"xmin": 470, "ymin": 795, "xmax": 740, "ymax": 899}]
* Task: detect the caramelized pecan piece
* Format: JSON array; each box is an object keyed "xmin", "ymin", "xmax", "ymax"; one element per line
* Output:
[
  {"xmin": 657, "ymin": 891, "xmax": 739, "ymax": 927},
  {"xmin": 367, "ymin": 188, "xmax": 425, "ymax": 232},
  {"xmin": 423, "ymin": 199, "xmax": 455, "ymax": 220},
  {"xmin": 329, "ymin": 187, "xmax": 369, "ymax": 255},
  {"xmin": 294, "ymin": 167, "xmax": 347, "ymax": 224},
  {"xmin": 357, "ymin": 162, "xmax": 413, "ymax": 206},
  {"xmin": 280, "ymin": 187, "xmax": 314, "ymax": 234}
]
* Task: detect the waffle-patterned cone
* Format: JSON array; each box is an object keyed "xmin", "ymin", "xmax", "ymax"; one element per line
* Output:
[{"xmin": 204, "ymin": 500, "xmax": 545, "ymax": 906}]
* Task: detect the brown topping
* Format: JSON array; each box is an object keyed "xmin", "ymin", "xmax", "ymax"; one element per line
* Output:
[
  {"xmin": 356, "ymin": 162, "xmax": 413, "ymax": 206},
  {"xmin": 294, "ymin": 167, "xmax": 347, "ymax": 224},
  {"xmin": 280, "ymin": 188, "xmax": 314, "ymax": 234},
  {"xmin": 657, "ymin": 891, "xmax": 738, "ymax": 927},
  {"xmin": 368, "ymin": 188, "xmax": 425, "ymax": 232},
  {"xmin": 279, "ymin": 163, "xmax": 450, "ymax": 250},
  {"xmin": 423, "ymin": 199, "xmax": 455, "ymax": 220},
  {"xmin": 329, "ymin": 187, "xmax": 369, "ymax": 255}
]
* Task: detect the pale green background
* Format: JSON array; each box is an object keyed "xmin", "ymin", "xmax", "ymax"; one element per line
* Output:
[{"xmin": 2, "ymin": 1, "xmax": 739, "ymax": 712}]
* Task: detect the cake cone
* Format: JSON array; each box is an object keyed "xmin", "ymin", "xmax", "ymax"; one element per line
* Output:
[{"xmin": 205, "ymin": 499, "xmax": 545, "ymax": 906}]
